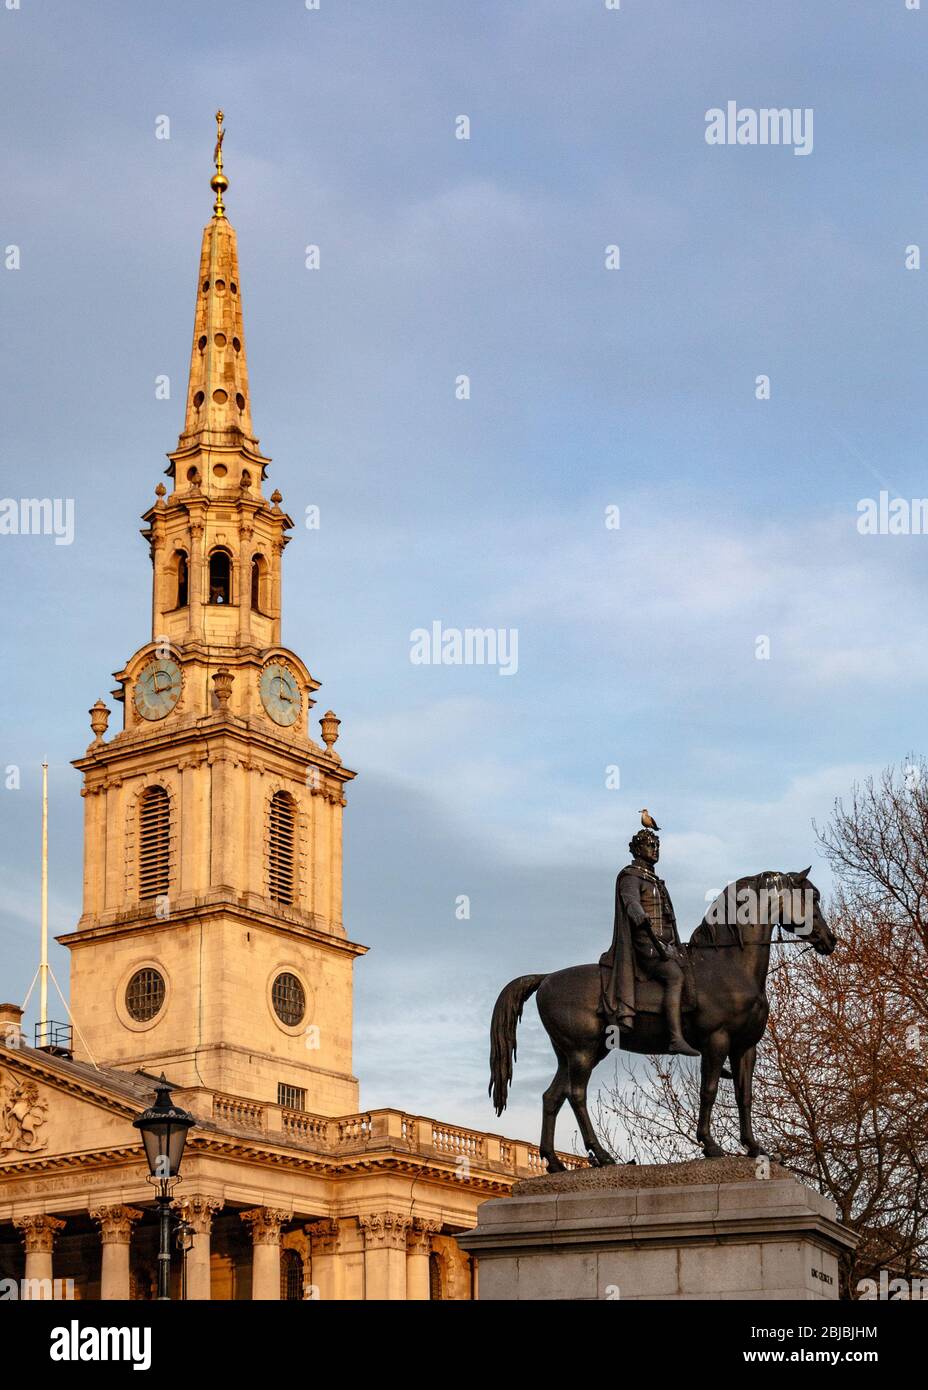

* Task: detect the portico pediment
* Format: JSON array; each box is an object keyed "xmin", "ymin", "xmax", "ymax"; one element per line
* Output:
[{"xmin": 0, "ymin": 1049, "xmax": 145, "ymax": 1170}]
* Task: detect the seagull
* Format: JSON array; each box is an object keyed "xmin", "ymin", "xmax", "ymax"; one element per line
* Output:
[{"xmin": 640, "ymin": 808, "xmax": 661, "ymax": 831}]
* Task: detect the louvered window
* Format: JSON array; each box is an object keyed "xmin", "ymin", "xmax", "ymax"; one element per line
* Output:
[
  {"xmin": 268, "ymin": 792, "xmax": 296, "ymax": 904},
  {"xmin": 139, "ymin": 786, "xmax": 170, "ymax": 900}
]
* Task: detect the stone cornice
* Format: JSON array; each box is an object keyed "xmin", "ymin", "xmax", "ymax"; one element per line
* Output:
[
  {"xmin": 57, "ymin": 899, "xmax": 366, "ymax": 958},
  {"xmin": 0, "ymin": 1132, "xmax": 521, "ymax": 1198},
  {"xmin": 72, "ymin": 713, "xmax": 354, "ymax": 786}
]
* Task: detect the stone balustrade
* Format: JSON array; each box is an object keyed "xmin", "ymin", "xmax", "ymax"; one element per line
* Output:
[
  {"xmin": 207, "ymin": 1093, "xmax": 582, "ymax": 1175},
  {"xmin": 212, "ymin": 1094, "xmax": 265, "ymax": 1131}
]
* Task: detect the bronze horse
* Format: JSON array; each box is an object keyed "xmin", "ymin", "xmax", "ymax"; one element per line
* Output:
[{"xmin": 489, "ymin": 868, "xmax": 836, "ymax": 1170}]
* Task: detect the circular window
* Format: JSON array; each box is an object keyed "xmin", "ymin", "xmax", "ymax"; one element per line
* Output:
[
  {"xmin": 126, "ymin": 968, "xmax": 166, "ymax": 1022},
  {"xmin": 271, "ymin": 972, "xmax": 305, "ymax": 1026},
  {"xmin": 214, "ymin": 332, "xmax": 227, "ymax": 347},
  {"xmin": 212, "ymin": 389, "xmax": 228, "ymax": 404},
  {"xmin": 198, "ymin": 335, "xmax": 207, "ymax": 351},
  {"xmin": 193, "ymin": 390, "xmax": 204, "ymax": 409},
  {"xmin": 202, "ymin": 279, "xmax": 210, "ymax": 292},
  {"xmin": 232, "ymin": 337, "xmax": 241, "ymax": 352},
  {"xmin": 215, "ymin": 279, "xmax": 226, "ymax": 294},
  {"xmin": 235, "ymin": 392, "xmax": 245, "ymax": 410}
]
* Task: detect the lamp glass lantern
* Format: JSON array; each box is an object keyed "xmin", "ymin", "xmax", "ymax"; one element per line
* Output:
[{"xmin": 133, "ymin": 1075, "xmax": 195, "ymax": 1187}]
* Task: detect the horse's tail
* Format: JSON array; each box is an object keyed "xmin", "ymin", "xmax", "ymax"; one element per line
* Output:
[{"xmin": 489, "ymin": 974, "xmax": 546, "ymax": 1116}]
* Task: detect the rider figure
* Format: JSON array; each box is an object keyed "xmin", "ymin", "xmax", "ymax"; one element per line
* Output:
[{"xmin": 600, "ymin": 828, "xmax": 700, "ymax": 1056}]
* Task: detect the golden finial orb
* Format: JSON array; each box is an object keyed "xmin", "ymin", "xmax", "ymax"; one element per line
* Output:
[{"xmin": 211, "ymin": 108, "xmax": 228, "ymax": 217}]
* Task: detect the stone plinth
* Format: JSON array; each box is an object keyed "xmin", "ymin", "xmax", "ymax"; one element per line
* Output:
[{"xmin": 457, "ymin": 1158, "xmax": 857, "ymax": 1301}]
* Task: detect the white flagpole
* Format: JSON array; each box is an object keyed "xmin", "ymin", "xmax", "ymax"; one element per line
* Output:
[{"xmin": 40, "ymin": 760, "xmax": 48, "ymax": 1045}]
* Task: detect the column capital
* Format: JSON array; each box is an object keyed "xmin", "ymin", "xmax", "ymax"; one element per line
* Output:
[
  {"xmin": 240, "ymin": 1207, "xmax": 290, "ymax": 1245},
  {"xmin": 407, "ymin": 1216, "xmax": 442, "ymax": 1254},
  {"xmin": 359, "ymin": 1211, "xmax": 411, "ymax": 1252},
  {"xmin": 172, "ymin": 1193, "xmax": 223, "ymax": 1235},
  {"xmin": 14, "ymin": 1214, "xmax": 65, "ymax": 1254},
  {"xmin": 306, "ymin": 1218, "xmax": 340, "ymax": 1256},
  {"xmin": 89, "ymin": 1205, "xmax": 143, "ymax": 1246}
]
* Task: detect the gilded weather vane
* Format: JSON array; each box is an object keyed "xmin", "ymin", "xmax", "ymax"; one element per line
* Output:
[{"xmin": 211, "ymin": 108, "xmax": 228, "ymax": 218}]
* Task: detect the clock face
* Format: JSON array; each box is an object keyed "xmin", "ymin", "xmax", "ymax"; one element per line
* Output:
[
  {"xmin": 134, "ymin": 659, "xmax": 183, "ymax": 721},
  {"xmin": 260, "ymin": 663, "xmax": 301, "ymax": 726}
]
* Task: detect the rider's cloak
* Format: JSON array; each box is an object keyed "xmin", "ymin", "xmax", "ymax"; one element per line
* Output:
[{"xmin": 599, "ymin": 865, "xmax": 681, "ymax": 1029}]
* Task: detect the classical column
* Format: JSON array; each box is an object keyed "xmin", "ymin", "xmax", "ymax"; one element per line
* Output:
[
  {"xmin": 359, "ymin": 1213, "xmax": 410, "ymax": 1301},
  {"xmin": 240, "ymin": 1207, "xmax": 289, "ymax": 1300},
  {"xmin": 307, "ymin": 1219, "xmax": 341, "ymax": 1301},
  {"xmin": 89, "ymin": 1205, "xmax": 142, "ymax": 1300},
  {"xmin": 14, "ymin": 1215, "xmax": 65, "ymax": 1299},
  {"xmin": 270, "ymin": 536, "xmax": 284, "ymax": 646},
  {"xmin": 406, "ymin": 1217, "xmax": 441, "ymax": 1301},
  {"xmin": 103, "ymin": 777, "xmax": 124, "ymax": 910},
  {"xmin": 187, "ymin": 515, "xmax": 205, "ymax": 640},
  {"xmin": 173, "ymin": 1195, "xmax": 223, "ymax": 1301},
  {"xmin": 150, "ymin": 525, "xmax": 165, "ymax": 641},
  {"xmin": 237, "ymin": 515, "xmax": 253, "ymax": 645},
  {"xmin": 209, "ymin": 752, "xmax": 236, "ymax": 889}
]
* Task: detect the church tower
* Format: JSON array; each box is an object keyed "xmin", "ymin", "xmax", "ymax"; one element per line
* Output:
[{"xmin": 59, "ymin": 115, "xmax": 365, "ymax": 1114}]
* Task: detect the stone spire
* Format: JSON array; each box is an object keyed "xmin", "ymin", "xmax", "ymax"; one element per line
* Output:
[{"xmin": 173, "ymin": 111, "xmax": 259, "ymax": 460}]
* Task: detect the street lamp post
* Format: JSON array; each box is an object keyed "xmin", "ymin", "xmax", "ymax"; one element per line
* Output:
[
  {"xmin": 176, "ymin": 1219, "xmax": 195, "ymax": 1301},
  {"xmin": 133, "ymin": 1075, "xmax": 195, "ymax": 1301}
]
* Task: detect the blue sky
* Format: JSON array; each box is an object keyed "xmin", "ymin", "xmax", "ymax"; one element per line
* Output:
[{"xmin": 1, "ymin": 0, "xmax": 926, "ymax": 1152}]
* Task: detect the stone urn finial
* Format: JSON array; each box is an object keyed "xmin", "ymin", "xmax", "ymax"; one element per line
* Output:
[
  {"xmin": 89, "ymin": 699, "xmax": 110, "ymax": 743},
  {"xmin": 271, "ymin": 489, "xmax": 283, "ymax": 510},
  {"xmin": 212, "ymin": 667, "xmax": 234, "ymax": 709},
  {"xmin": 320, "ymin": 710, "xmax": 341, "ymax": 758},
  {"xmin": 154, "ymin": 482, "xmax": 167, "ymax": 507}
]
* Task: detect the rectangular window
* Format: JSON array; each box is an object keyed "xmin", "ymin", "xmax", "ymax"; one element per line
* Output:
[{"xmin": 278, "ymin": 1083, "xmax": 306, "ymax": 1112}]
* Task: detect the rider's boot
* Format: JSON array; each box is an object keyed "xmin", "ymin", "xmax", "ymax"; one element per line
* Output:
[{"xmin": 664, "ymin": 973, "xmax": 700, "ymax": 1056}]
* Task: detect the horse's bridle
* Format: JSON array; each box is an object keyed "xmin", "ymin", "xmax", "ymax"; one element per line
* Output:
[{"xmin": 688, "ymin": 872, "xmax": 817, "ymax": 952}]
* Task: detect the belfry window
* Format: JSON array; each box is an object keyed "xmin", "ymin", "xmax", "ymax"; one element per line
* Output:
[
  {"xmin": 268, "ymin": 793, "xmax": 296, "ymax": 905},
  {"xmin": 251, "ymin": 554, "xmax": 267, "ymax": 612},
  {"xmin": 139, "ymin": 786, "xmax": 170, "ymax": 900},
  {"xmin": 176, "ymin": 551, "xmax": 189, "ymax": 608},
  {"xmin": 208, "ymin": 550, "xmax": 231, "ymax": 605}
]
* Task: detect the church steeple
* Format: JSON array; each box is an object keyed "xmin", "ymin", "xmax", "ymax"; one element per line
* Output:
[
  {"xmin": 63, "ymin": 120, "xmax": 363, "ymax": 1112},
  {"xmin": 144, "ymin": 112, "xmax": 288, "ymax": 653},
  {"xmin": 170, "ymin": 111, "xmax": 263, "ymax": 476}
]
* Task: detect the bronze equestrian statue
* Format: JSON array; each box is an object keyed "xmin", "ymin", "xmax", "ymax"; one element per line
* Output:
[{"xmin": 489, "ymin": 830, "xmax": 836, "ymax": 1171}]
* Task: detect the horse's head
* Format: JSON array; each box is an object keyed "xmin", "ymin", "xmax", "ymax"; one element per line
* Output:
[{"xmin": 774, "ymin": 866, "xmax": 836, "ymax": 955}]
